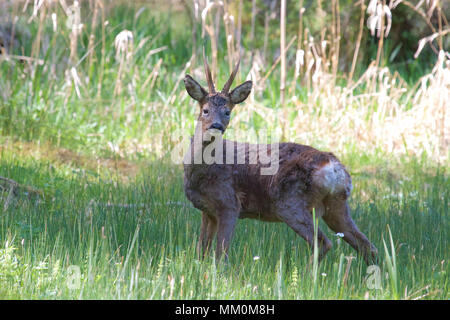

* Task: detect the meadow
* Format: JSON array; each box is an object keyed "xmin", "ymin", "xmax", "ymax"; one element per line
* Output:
[{"xmin": 0, "ymin": 0, "xmax": 448, "ymax": 299}]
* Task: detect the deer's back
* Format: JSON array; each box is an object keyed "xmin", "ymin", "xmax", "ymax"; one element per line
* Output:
[{"xmin": 184, "ymin": 140, "xmax": 352, "ymax": 221}]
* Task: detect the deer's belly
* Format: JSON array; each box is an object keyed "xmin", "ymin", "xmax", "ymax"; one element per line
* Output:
[{"xmin": 239, "ymin": 211, "xmax": 281, "ymax": 222}]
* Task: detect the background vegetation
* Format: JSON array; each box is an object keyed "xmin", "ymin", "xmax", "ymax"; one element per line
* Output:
[{"xmin": 0, "ymin": 0, "xmax": 448, "ymax": 299}]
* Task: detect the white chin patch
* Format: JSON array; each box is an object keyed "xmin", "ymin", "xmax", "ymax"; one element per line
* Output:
[{"xmin": 206, "ymin": 128, "xmax": 223, "ymax": 134}]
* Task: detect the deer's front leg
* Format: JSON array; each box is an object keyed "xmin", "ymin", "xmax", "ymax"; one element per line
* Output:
[
  {"xmin": 198, "ymin": 212, "xmax": 218, "ymax": 258},
  {"xmin": 216, "ymin": 210, "xmax": 239, "ymax": 260}
]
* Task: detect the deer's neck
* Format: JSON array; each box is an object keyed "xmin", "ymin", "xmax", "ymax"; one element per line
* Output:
[{"xmin": 184, "ymin": 120, "xmax": 227, "ymax": 167}]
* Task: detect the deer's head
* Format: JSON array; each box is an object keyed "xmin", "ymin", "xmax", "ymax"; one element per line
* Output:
[{"xmin": 184, "ymin": 52, "xmax": 252, "ymax": 135}]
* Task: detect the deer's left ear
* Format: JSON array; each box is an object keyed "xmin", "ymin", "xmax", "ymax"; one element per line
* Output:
[
  {"xmin": 184, "ymin": 75, "xmax": 208, "ymax": 102},
  {"xmin": 230, "ymin": 81, "xmax": 252, "ymax": 104}
]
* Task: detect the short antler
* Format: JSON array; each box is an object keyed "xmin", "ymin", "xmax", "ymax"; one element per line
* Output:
[
  {"xmin": 203, "ymin": 48, "xmax": 215, "ymax": 93},
  {"xmin": 221, "ymin": 58, "xmax": 240, "ymax": 94}
]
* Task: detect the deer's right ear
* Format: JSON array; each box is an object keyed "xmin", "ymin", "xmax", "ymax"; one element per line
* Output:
[{"xmin": 184, "ymin": 75, "xmax": 208, "ymax": 102}]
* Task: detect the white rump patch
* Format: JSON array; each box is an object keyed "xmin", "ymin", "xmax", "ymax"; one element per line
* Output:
[{"xmin": 314, "ymin": 160, "xmax": 352, "ymax": 195}]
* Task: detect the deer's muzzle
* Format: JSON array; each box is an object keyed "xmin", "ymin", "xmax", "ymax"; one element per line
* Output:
[{"xmin": 208, "ymin": 123, "xmax": 225, "ymax": 133}]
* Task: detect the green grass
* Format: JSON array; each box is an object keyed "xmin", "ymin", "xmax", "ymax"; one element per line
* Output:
[
  {"xmin": 0, "ymin": 1, "xmax": 448, "ymax": 300},
  {"xmin": 0, "ymin": 144, "xmax": 447, "ymax": 299}
]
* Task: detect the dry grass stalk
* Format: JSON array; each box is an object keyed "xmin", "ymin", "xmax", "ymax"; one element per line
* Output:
[
  {"xmin": 67, "ymin": 0, "xmax": 82, "ymax": 66},
  {"xmin": 96, "ymin": 0, "xmax": 106, "ymax": 98},
  {"xmin": 333, "ymin": 0, "xmax": 340, "ymax": 80},
  {"xmin": 236, "ymin": 0, "xmax": 243, "ymax": 46},
  {"xmin": 414, "ymin": 28, "xmax": 450, "ymax": 58},
  {"xmin": 289, "ymin": 1, "xmax": 305, "ymax": 95},
  {"xmin": 250, "ymin": 0, "xmax": 256, "ymax": 56},
  {"xmin": 201, "ymin": 1, "xmax": 224, "ymax": 82},
  {"xmin": 141, "ymin": 57, "xmax": 163, "ymax": 92},
  {"xmin": 367, "ymin": 0, "xmax": 392, "ymax": 38},
  {"xmin": 167, "ymin": 56, "xmax": 194, "ymax": 106},
  {"xmin": 329, "ymin": 0, "xmax": 337, "ymax": 80},
  {"xmin": 349, "ymin": 0, "xmax": 366, "ymax": 82},
  {"xmin": 223, "ymin": 0, "xmax": 235, "ymax": 74},
  {"xmin": 8, "ymin": 1, "xmax": 19, "ymax": 54},
  {"xmin": 31, "ymin": 0, "xmax": 46, "ymax": 66},
  {"xmin": 401, "ymin": 0, "xmax": 440, "ymax": 54},
  {"xmin": 113, "ymin": 29, "xmax": 134, "ymax": 97},
  {"xmin": 280, "ymin": 0, "xmax": 286, "ymax": 109},
  {"xmin": 87, "ymin": 0, "xmax": 100, "ymax": 72},
  {"xmin": 374, "ymin": 0, "xmax": 387, "ymax": 69},
  {"xmin": 342, "ymin": 256, "xmax": 356, "ymax": 287},
  {"xmin": 263, "ymin": 12, "xmax": 269, "ymax": 61},
  {"xmin": 182, "ymin": 0, "xmax": 199, "ymax": 68}
]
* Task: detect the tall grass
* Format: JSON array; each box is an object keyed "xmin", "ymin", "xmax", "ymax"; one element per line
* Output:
[
  {"xmin": 0, "ymin": 145, "xmax": 448, "ymax": 299},
  {"xmin": 0, "ymin": 0, "xmax": 448, "ymax": 300}
]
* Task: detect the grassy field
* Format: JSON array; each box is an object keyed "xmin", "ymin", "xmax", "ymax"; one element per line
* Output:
[
  {"xmin": 0, "ymin": 141, "xmax": 448, "ymax": 299},
  {"xmin": 0, "ymin": 0, "xmax": 448, "ymax": 299}
]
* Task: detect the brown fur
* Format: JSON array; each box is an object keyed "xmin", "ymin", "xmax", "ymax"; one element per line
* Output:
[{"xmin": 183, "ymin": 57, "xmax": 378, "ymax": 265}]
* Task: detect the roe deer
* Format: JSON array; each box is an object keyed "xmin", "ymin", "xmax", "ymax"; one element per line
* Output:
[{"xmin": 183, "ymin": 53, "xmax": 378, "ymax": 265}]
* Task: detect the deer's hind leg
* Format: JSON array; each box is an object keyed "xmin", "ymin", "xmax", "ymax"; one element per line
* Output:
[
  {"xmin": 277, "ymin": 203, "xmax": 332, "ymax": 263},
  {"xmin": 322, "ymin": 195, "xmax": 378, "ymax": 265},
  {"xmin": 198, "ymin": 212, "xmax": 218, "ymax": 258}
]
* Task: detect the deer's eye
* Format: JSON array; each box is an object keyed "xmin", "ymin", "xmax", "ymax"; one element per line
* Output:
[
  {"xmin": 202, "ymin": 109, "xmax": 209, "ymax": 116},
  {"xmin": 224, "ymin": 110, "xmax": 231, "ymax": 117}
]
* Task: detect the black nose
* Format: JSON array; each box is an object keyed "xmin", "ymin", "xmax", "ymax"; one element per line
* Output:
[{"xmin": 209, "ymin": 123, "xmax": 224, "ymax": 132}]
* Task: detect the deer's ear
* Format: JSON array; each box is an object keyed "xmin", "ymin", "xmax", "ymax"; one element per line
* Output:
[
  {"xmin": 230, "ymin": 81, "xmax": 252, "ymax": 104},
  {"xmin": 184, "ymin": 75, "xmax": 208, "ymax": 102}
]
